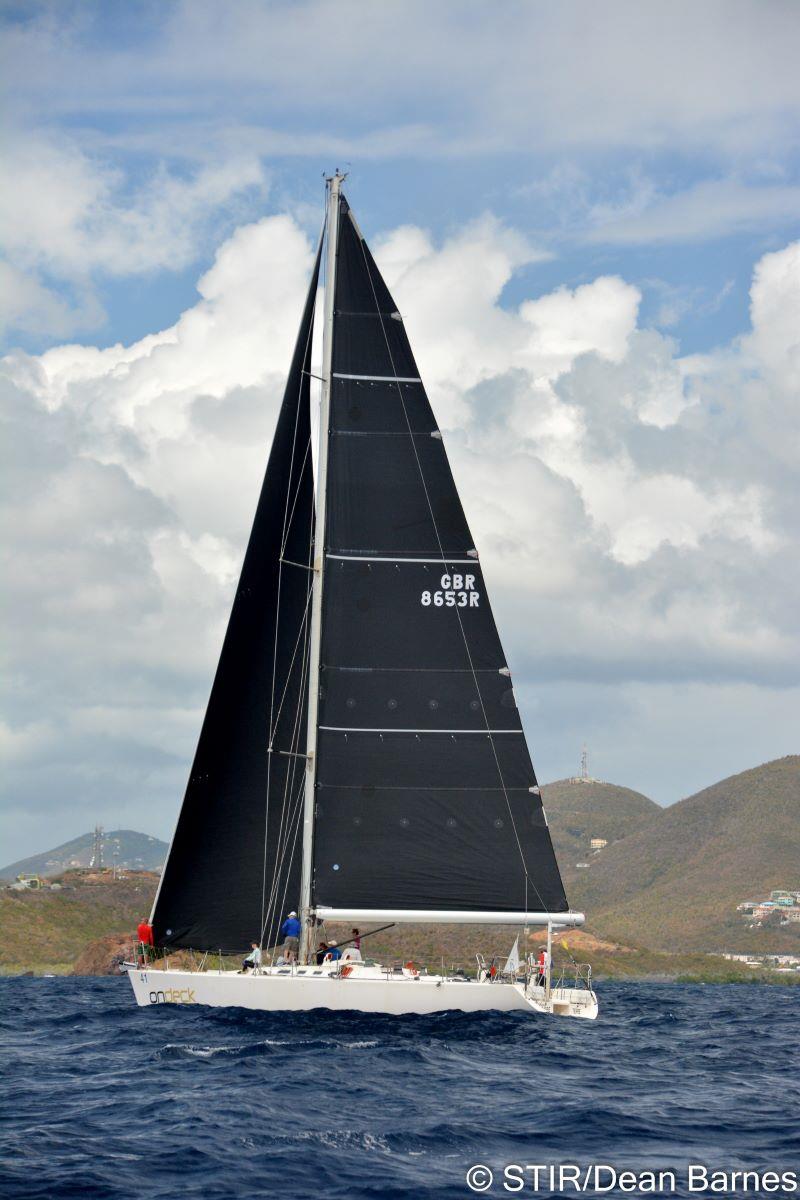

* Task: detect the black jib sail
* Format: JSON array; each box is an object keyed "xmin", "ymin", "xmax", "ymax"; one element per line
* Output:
[
  {"xmin": 311, "ymin": 193, "xmax": 568, "ymax": 915},
  {"xmin": 150, "ymin": 243, "xmax": 322, "ymax": 953}
]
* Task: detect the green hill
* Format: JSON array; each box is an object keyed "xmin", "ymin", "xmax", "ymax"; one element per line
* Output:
[
  {"xmin": 0, "ymin": 871, "xmax": 159, "ymax": 974},
  {"xmin": 0, "ymin": 830, "xmax": 168, "ymax": 880},
  {"xmin": 541, "ymin": 778, "xmax": 660, "ymax": 886},
  {"xmin": 567, "ymin": 756, "xmax": 800, "ymax": 953}
]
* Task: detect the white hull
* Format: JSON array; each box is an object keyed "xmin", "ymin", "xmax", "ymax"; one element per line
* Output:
[{"xmin": 127, "ymin": 964, "xmax": 598, "ymax": 1020}]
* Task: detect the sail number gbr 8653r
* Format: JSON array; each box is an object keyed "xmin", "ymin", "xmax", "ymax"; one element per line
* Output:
[{"xmin": 421, "ymin": 573, "xmax": 480, "ymax": 608}]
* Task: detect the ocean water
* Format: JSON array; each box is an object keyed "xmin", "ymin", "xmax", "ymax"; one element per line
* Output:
[{"xmin": 1, "ymin": 977, "xmax": 798, "ymax": 1199}]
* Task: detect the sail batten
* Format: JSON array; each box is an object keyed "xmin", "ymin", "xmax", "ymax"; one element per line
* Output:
[{"xmin": 333, "ymin": 373, "xmax": 422, "ymax": 382}]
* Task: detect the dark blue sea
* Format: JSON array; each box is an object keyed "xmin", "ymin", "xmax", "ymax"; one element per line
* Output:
[{"xmin": 1, "ymin": 978, "xmax": 798, "ymax": 1200}]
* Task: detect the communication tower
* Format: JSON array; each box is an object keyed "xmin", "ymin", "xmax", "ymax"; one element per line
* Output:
[{"xmin": 90, "ymin": 824, "xmax": 104, "ymax": 869}]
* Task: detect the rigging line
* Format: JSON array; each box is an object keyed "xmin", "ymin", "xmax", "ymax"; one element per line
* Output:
[
  {"xmin": 262, "ymin": 674, "xmax": 310, "ymax": 945},
  {"xmin": 260, "ymin": 551, "xmax": 284, "ymax": 944},
  {"xmin": 262, "ymin": 507, "xmax": 314, "ymax": 939},
  {"xmin": 355, "ymin": 228, "xmax": 549, "ymax": 915},
  {"xmin": 262, "ymin": 730, "xmax": 301, "ymax": 940},
  {"xmin": 261, "ymin": 774, "xmax": 306, "ymax": 949},
  {"xmin": 280, "ymin": 558, "xmax": 315, "ymax": 572},
  {"xmin": 273, "ymin": 536, "xmax": 315, "ymax": 931},
  {"xmin": 262, "ymin": 707, "xmax": 305, "ymax": 944},
  {"xmin": 263, "ymin": 497, "xmax": 316, "ymax": 941},
  {"xmin": 271, "ymin": 772, "xmax": 307, "ymax": 938},
  {"xmin": 267, "ymin": 581, "xmax": 313, "ymax": 747},
  {"xmin": 260, "ymin": 219, "xmax": 325, "ymax": 947},
  {"xmin": 262, "ymin": 758, "xmax": 303, "ymax": 943},
  {"xmin": 261, "ymin": 580, "xmax": 311, "ymax": 938},
  {"xmin": 279, "ymin": 436, "xmax": 312, "ymax": 561}
]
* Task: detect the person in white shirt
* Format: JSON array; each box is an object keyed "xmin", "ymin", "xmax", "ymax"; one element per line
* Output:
[{"xmin": 241, "ymin": 942, "xmax": 262, "ymax": 973}]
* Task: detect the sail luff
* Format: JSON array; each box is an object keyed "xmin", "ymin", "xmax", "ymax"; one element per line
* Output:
[{"xmin": 298, "ymin": 172, "xmax": 344, "ymax": 963}]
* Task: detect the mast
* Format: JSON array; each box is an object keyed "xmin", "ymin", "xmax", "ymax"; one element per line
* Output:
[{"xmin": 299, "ymin": 171, "xmax": 344, "ymax": 962}]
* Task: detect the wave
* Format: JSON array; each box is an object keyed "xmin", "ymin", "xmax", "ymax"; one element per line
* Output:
[{"xmin": 1, "ymin": 978, "xmax": 798, "ymax": 1200}]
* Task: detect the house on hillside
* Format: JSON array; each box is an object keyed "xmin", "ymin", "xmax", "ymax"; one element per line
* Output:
[{"xmin": 738, "ymin": 888, "xmax": 800, "ymax": 925}]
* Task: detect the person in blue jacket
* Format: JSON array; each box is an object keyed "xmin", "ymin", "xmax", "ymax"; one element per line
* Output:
[
  {"xmin": 326, "ymin": 940, "xmax": 342, "ymax": 962},
  {"xmin": 280, "ymin": 911, "xmax": 302, "ymax": 962}
]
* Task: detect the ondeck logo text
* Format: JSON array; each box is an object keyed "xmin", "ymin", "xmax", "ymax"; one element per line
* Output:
[{"xmin": 148, "ymin": 988, "xmax": 196, "ymax": 1004}]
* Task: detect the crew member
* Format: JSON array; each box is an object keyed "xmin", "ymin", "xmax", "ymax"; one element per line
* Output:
[
  {"xmin": 315, "ymin": 941, "xmax": 330, "ymax": 965},
  {"xmin": 280, "ymin": 910, "xmax": 302, "ymax": 962},
  {"xmin": 537, "ymin": 945, "xmax": 550, "ymax": 986},
  {"xmin": 351, "ymin": 928, "xmax": 361, "ymax": 951},
  {"xmin": 241, "ymin": 942, "xmax": 262, "ymax": 973},
  {"xmin": 325, "ymin": 940, "xmax": 342, "ymax": 962},
  {"xmin": 136, "ymin": 919, "xmax": 154, "ymax": 965}
]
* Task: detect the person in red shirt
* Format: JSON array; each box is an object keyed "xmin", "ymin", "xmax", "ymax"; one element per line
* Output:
[
  {"xmin": 536, "ymin": 945, "xmax": 550, "ymax": 987},
  {"xmin": 136, "ymin": 920, "xmax": 154, "ymax": 965}
]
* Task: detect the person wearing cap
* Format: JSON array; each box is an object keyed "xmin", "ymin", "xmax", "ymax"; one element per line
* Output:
[
  {"xmin": 325, "ymin": 940, "xmax": 342, "ymax": 963},
  {"xmin": 280, "ymin": 911, "xmax": 302, "ymax": 962}
]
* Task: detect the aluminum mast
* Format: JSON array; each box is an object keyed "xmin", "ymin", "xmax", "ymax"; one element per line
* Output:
[{"xmin": 298, "ymin": 172, "xmax": 344, "ymax": 963}]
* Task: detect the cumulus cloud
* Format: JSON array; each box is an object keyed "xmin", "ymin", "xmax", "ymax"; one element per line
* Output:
[
  {"xmin": 2, "ymin": 214, "xmax": 798, "ymax": 857},
  {"xmin": 0, "ymin": 129, "xmax": 268, "ymax": 338}
]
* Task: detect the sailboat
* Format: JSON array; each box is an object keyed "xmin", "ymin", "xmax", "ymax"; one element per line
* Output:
[{"xmin": 128, "ymin": 174, "xmax": 598, "ymax": 1020}]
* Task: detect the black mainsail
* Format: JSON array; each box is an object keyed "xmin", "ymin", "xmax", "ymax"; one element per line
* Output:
[
  {"xmin": 310, "ymin": 192, "xmax": 568, "ymax": 918},
  {"xmin": 150, "ymin": 244, "xmax": 321, "ymax": 953},
  {"xmin": 152, "ymin": 179, "xmax": 571, "ymax": 957}
]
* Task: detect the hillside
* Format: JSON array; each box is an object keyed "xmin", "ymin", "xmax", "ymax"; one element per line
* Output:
[
  {"xmin": 0, "ymin": 830, "xmax": 168, "ymax": 880},
  {"xmin": 0, "ymin": 870, "xmax": 158, "ymax": 974},
  {"xmin": 541, "ymin": 778, "xmax": 660, "ymax": 885},
  {"xmin": 568, "ymin": 756, "xmax": 800, "ymax": 953},
  {"xmin": 2, "ymin": 758, "xmax": 796, "ymax": 973}
]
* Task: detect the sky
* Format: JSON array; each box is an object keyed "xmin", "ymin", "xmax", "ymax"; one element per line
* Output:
[{"xmin": 2, "ymin": 0, "xmax": 799, "ymax": 862}]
